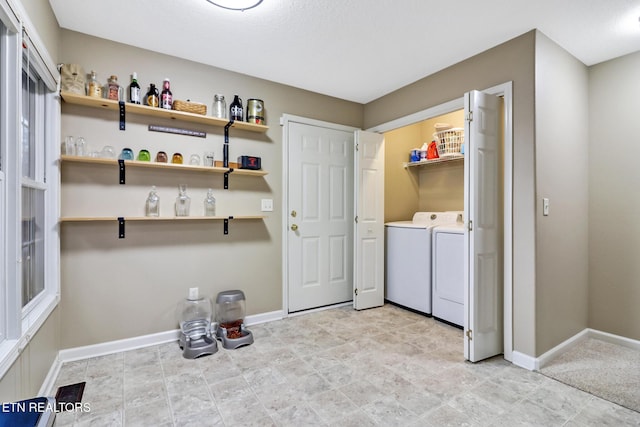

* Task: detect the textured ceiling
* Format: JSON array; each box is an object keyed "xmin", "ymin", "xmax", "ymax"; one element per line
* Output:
[{"xmin": 49, "ymin": 0, "xmax": 640, "ymax": 103}]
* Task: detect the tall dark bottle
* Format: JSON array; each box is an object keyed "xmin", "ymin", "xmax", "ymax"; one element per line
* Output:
[
  {"xmin": 229, "ymin": 95, "xmax": 243, "ymax": 121},
  {"xmin": 128, "ymin": 72, "xmax": 141, "ymax": 104},
  {"xmin": 160, "ymin": 78, "xmax": 173, "ymax": 110}
]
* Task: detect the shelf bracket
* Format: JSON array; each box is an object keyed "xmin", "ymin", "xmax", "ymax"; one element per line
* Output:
[
  {"xmin": 118, "ymin": 217, "xmax": 125, "ymax": 239},
  {"xmin": 223, "ymin": 121, "xmax": 233, "ymax": 167},
  {"xmin": 223, "ymin": 216, "xmax": 235, "ymax": 235},
  {"xmin": 224, "ymin": 168, "xmax": 234, "ymax": 190},
  {"xmin": 119, "ymin": 101, "xmax": 126, "ymax": 131},
  {"xmin": 118, "ymin": 159, "xmax": 126, "ymax": 184}
]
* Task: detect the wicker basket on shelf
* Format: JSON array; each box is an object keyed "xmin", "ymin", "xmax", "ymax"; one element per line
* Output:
[
  {"xmin": 172, "ymin": 100, "xmax": 207, "ymax": 115},
  {"xmin": 433, "ymin": 128, "xmax": 464, "ymax": 157}
]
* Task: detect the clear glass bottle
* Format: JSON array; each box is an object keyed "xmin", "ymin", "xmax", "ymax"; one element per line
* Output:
[
  {"xmin": 86, "ymin": 70, "xmax": 103, "ymax": 98},
  {"xmin": 204, "ymin": 189, "xmax": 216, "ymax": 216},
  {"xmin": 175, "ymin": 184, "xmax": 191, "ymax": 216},
  {"xmin": 145, "ymin": 186, "xmax": 160, "ymax": 217},
  {"xmin": 105, "ymin": 75, "xmax": 123, "ymax": 101},
  {"xmin": 75, "ymin": 137, "xmax": 86, "ymax": 156},
  {"xmin": 212, "ymin": 94, "xmax": 227, "ymax": 119}
]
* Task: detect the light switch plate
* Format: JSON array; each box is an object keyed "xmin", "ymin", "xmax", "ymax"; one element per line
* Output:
[
  {"xmin": 261, "ymin": 199, "xmax": 273, "ymax": 212},
  {"xmin": 543, "ymin": 198, "xmax": 549, "ymax": 216}
]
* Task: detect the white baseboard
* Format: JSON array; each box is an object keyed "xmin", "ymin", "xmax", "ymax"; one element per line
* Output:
[
  {"xmin": 245, "ymin": 310, "xmax": 284, "ymax": 326},
  {"xmin": 58, "ymin": 329, "xmax": 181, "ymax": 363},
  {"xmin": 588, "ymin": 328, "xmax": 640, "ymax": 351},
  {"xmin": 38, "ymin": 354, "xmax": 62, "ymax": 396},
  {"xmin": 56, "ymin": 310, "xmax": 285, "ymax": 364},
  {"xmin": 516, "ymin": 328, "xmax": 640, "ymax": 372},
  {"xmin": 511, "ymin": 351, "xmax": 537, "ymax": 371},
  {"xmin": 535, "ymin": 328, "xmax": 591, "ymax": 371}
]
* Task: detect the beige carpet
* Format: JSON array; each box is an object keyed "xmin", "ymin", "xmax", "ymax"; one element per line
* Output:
[{"xmin": 540, "ymin": 337, "xmax": 640, "ymax": 413}]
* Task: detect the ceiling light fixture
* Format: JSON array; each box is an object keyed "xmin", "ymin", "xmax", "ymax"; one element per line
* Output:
[{"xmin": 206, "ymin": 0, "xmax": 263, "ymax": 11}]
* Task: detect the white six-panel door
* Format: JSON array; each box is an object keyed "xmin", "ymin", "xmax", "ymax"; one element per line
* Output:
[
  {"xmin": 464, "ymin": 90, "xmax": 504, "ymax": 362},
  {"xmin": 287, "ymin": 121, "xmax": 355, "ymax": 312},
  {"xmin": 354, "ymin": 130, "xmax": 385, "ymax": 310}
]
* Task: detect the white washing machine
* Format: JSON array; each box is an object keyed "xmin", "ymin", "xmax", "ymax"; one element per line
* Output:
[
  {"xmin": 432, "ymin": 222, "xmax": 465, "ymax": 327},
  {"xmin": 385, "ymin": 211, "xmax": 461, "ymax": 315}
]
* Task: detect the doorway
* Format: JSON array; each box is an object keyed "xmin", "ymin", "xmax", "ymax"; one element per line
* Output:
[
  {"xmin": 283, "ymin": 118, "xmax": 356, "ymax": 313},
  {"xmin": 282, "ymin": 116, "xmax": 386, "ymax": 314},
  {"xmin": 368, "ymin": 82, "xmax": 514, "ymax": 361}
]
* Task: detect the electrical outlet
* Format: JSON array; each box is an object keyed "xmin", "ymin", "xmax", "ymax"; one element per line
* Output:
[{"xmin": 261, "ymin": 199, "xmax": 273, "ymax": 212}]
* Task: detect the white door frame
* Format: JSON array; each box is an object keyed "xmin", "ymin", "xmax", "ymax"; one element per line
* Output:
[
  {"xmin": 367, "ymin": 82, "xmax": 514, "ymax": 362},
  {"xmin": 281, "ymin": 114, "xmax": 360, "ymax": 316}
]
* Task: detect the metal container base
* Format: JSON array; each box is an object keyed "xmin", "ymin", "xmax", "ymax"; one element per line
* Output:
[
  {"xmin": 216, "ymin": 325, "xmax": 254, "ymax": 350},
  {"xmin": 179, "ymin": 332, "xmax": 218, "ymax": 359}
]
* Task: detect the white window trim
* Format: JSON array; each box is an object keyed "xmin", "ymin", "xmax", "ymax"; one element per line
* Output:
[{"xmin": 0, "ymin": 0, "xmax": 60, "ymax": 379}]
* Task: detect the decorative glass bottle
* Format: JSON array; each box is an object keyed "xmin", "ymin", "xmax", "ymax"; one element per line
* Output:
[
  {"xmin": 175, "ymin": 184, "xmax": 191, "ymax": 216},
  {"xmin": 105, "ymin": 75, "xmax": 123, "ymax": 101},
  {"xmin": 212, "ymin": 94, "xmax": 227, "ymax": 119},
  {"xmin": 160, "ymin": 78, "xmax": 173, "ymax": 110},
  {"xmin": 86, "ymin": 70, "xmax": 103, "ymax": 98},
  {"xmin": 129, "ymin": 72, "xmax": 141, "ymax": 104},
  {"xmin": 145, "ymin": 186, "xmax": 160, "ymax": 217},
  {"xmin": 204, "ymin": 189, "xmax": 216, "ymax": 216}
]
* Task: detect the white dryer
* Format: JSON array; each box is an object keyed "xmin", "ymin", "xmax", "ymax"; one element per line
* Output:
[
  {"xmin": 431, "ymin": 222, "xmax": 465, "ymax": 327},
  {"xmin": 385, "ymin": 211, "xmax": 461, "ymax": 315}
]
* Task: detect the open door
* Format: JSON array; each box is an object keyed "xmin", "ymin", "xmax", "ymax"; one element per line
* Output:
[
  {"xmin": 353, "ymin": 130, "xmax": 385, "ymax": 310},
  {"xmin": 464, "ymin": 90, "xmax": 504, "ymax": 362}
]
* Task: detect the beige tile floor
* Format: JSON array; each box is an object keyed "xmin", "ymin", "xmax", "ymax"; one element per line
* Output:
[{"xmin": 50, "ymin": 304, "xmax": 640, "ymax": 426}]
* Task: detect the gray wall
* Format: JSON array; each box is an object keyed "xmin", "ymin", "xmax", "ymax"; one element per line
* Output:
[
  {"xmin": 366, "ymin": 31, "xmax": 538, "ymax": 357},
  {"xmin": 588, "ymin": 51, "xmax": 640, "ymax": 340},
  {"xmin": 58, "ymin": 30, "xmax": 363, "ymax": 349},
  {"xmin": 534, "ymin": 33, "xmax": 589, "ymax": 354}
]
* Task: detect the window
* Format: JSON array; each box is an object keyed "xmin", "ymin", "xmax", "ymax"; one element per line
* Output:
[
  {"xmin": 21, "ymin": 55, "xmax": 46, "ymax": 310},
  {"xmin": 0, "ymin": 1, "xmax": 60, "ymax": 376}
]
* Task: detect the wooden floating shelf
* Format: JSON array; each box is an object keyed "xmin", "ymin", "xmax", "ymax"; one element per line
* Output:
[
  {"xmin": 403, "ymin": 156, "xmax": 464, "ymax": 168},
  {"xmin": 60, "ymin": 155, "xmax": 268, "ymax": 177},
  {"xmin": 59, "ymin": 215, "xmax": 265, "ymax": 223},
  {"xmin": 60, "ymin": 91, "xmax": 269, "ymax": 133}
]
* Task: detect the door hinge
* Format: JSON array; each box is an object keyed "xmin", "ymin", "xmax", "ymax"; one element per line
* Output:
[
  {"xmin": 468, "ymin": 220, "xmax": 473, "ymax": 232},
  {"xmin": 355, "ymin": 216, "xmax": 358, "ymax": 224},
  {"xmin": 466, "ymin": 329, "xmax": 473, "ymax": 340},
  {"xmin": 354, "ymin": 288, "xmax": 358, "ymax": 296},
  {"xmin": 355, "ymin": 143, "xmax": 359, "ymax": 151},
  {"xmin": 466, "ymin": 111, "xmax": 473, "ymax": 122}
]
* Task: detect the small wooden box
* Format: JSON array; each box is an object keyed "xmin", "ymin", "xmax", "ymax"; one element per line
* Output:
[
  {"xmin": 214, "ymin": 160, "xmax": 239, "ymax": 168},
  {"xmin": 172, "ymin": 100, "xmax": 207, "ymax": 115}
]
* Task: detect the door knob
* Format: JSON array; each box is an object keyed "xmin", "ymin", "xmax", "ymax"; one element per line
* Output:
[{"xmin": 291, "ymin": 224, "xmax": 298, "ymax": 231}]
